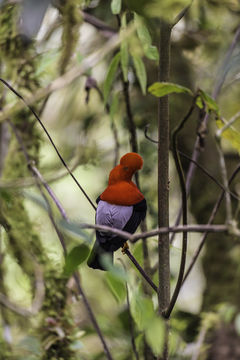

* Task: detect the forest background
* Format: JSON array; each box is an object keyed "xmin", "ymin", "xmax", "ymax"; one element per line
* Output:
[{"xmin": 1, "ymin": 0, "xmax": 240, "ymax": 359}]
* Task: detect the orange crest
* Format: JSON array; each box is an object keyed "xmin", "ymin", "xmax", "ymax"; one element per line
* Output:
[{"xmin": 100, "ymin": 153, "xmax": 144, "ymax": 206}]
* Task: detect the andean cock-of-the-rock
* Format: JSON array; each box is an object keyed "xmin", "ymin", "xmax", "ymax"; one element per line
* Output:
[{"xmin": 87, "ymin": 152, "xmax": 147, "ymax": 270}]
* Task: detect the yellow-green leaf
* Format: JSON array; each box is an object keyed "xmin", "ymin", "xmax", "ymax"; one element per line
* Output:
[
  {"xmin": 131, "ymin": 293, "xmax": 155, "ymax": 330},
  {"xmin": 134, "ymin": 13, "xmax": 159, "ymax": 61},
  {"xmin": 105, "ymin": 272, "xmax": 126, "ymax": 303},
  {"xmin": 148, "ymin": 82, "xmax": 192, "ymax": 97},
  {"xmin": 145, "ymin": 317, "xmax": 165, "ymax": 356},
  {"xmin": 64, "ymin": 244, "xmax": 90, "ymax": 276},
  {"xmin": 111, "ymin": 0, "xmax": 122, "ymax": 14},
  {"xmin": 132, "ymin": 54, "xmax": 147, "ymax": 95},
  {"xmin": 216, "ymin": 118, "xmax": 240, "ymax": 153},
  {"xmin": 134, "ymin": 13, "xmax": 151, "ymax": 46},
  {"xmin": 196, "ymin": 89, "xmax": 219, "ymax": 114},
  {"xmin": 103, "ymin": 52, "xmax": 121, "ymax": 103},
  {"xmin": 110, "ymin": 92, "xmax": 119, "ymax": 120}
]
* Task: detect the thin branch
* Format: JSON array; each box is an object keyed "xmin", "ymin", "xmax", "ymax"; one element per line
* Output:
[
  {"xmin": 216, "ymin": 110, "xmax": 240, "ymax": 138},
  {"xmin": 0, "ymin": 153, "xmax": 81, "ymax": 189},
  {"xmin": 182, "ymin": 163, "xmax": 240, "ymax": 285},
  {"xmin": 1, "ymin": 79, "xmax": 96, "ymax": 211},
  {"xmin": 164, "ymin": 97, "xmax": 196, "ymax": 319},
  {"xmin": 75, "ymin": 222, "xmax": 228, "ymax": 241},
  {"xmin": 81, "ymin": 10, "xmax": 117, "ymax": 38},
  {"xmin": 171, "ymin": 22, "xmax": 240, "ymax": 243},
  {"xmin": 213, "ymin": 24, "xmax": 240, "ymax": 99},
  {"xmin": 144, "ymin": 124, "xmax": 240, "ymax": 202},
  {"xmin": 215, "ymin": 138, "xmax": 232, "ymax": 223},
  {"xmin": 124, "ymin": 249, "xmax": 158, "ymax": 293},
  {"xmin": 172, "ymin": 0, "xmax": 193, "ymax": 27},
  {"xmin": 30, "ymin": 165, "xmax": 67, "ymax": 219}
]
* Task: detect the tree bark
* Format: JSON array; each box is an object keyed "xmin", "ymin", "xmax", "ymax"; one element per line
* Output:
[{"xmin": 158, "ymin": 21, "xmax": 172, "ymax": 360}]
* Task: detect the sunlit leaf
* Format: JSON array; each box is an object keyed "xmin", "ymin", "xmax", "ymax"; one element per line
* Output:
[
  {"xmin": 145, "ymin": 317, "xmax": 165, "ymax": 356},
  {"xmin": 111, "ymin": 0, "xmax": 122, "ymax": 14},
  {"xmin": 64, "ymin": 244, "xmax": 90, "ymax": 276},
  {"xmin": 103, "ymin": 52, "xmax": 121, "ymax": 103},
  {"xmin": 148, "ymin": 82, "xmax": 192, "ymax": 97},
  {"xmin": 105, "ymin": 272, "xmax": 126, "ymax": 302},
  {"xmin": 132, "ymin": 54, "xmax": 147, "ymax": 95}
]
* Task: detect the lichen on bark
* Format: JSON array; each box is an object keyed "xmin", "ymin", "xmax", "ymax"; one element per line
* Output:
[{"xmin": 58, "ymin": 0, "xmax": 82, "ymax": 75}]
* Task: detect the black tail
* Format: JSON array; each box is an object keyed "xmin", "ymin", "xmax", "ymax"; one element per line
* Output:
[{"xmin": 87, "ymin": 241, "xmax": 113, "ymax": 271}]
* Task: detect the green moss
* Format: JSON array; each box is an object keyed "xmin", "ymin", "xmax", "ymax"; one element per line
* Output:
[
  {"xmin": 58, "ymin": 0, "xmax": 82, "ymax": 74},
  {"xmin": 41, "ymin": 273, "xmax": 76, "ymax": 360},
  {"xmin": 0, "ymin": 4, "xmax": 78, "ymax": 358}
]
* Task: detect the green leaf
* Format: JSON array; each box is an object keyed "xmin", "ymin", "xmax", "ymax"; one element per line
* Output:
[
  {"xmin": 132, "ymin": 242, "xmax": 143, "ymax": 267},
  {"xmin": 101, "ymin": 254, "xmax": 128, "ymax": 281},
  {"xmin": 132, "ymin": 54, "xmax": 147, "ymax": 95},
  {"xmin": 120, "ymin": 14, "xmax": 129, "ymax": 82},
  {"xmin": 64, "ymin": 244, "xmax": 90, "ymax": 276},
  {"xmin": 105, "ymin": 272, "xmax": 126, "ymax": 302},
  {"xmin": 111, "ymin": 0, "xmax": 122, "ymax": 14},
  {"xmin": 59, "ymin": 219, "xmax": 92, "ymax": 244},
  {"xmin": 196, "ymin": 89, "xmax": 219, "ymax": 114},
  {"xmin": 120, "ymin": 40, "xmax": 129, "ymax": 82},
  {"xmin": 148, "ymin": 82, "xmax": 192, "ymax": 97},
  {"xmin": 134, "ymin": 13, "xmax": 159, "ymax": 61},
  {"xmin": 103, "ymin": 52, "xmax": 121, "ymax": 103},
  {"xmin": 18, "ymin": 336, "xmax": 42, "ymax": 356},
  {"xmin": 134, "ymin": 13, "xmax": 151, "ymax": 46},
  {"xmin": 145, "ymin": 317, "xmax": 165, "ymax": 356},
  {"xmin": 110, "ymin": 92, "xmax": 119, "ymax": 120},
  {"xmin": 131, "ymin": 292, "xmax": 155, "ymax": 330},
  {"xmin": 144, "ymin": 45, "xmax": 159, "ymax": 61}
]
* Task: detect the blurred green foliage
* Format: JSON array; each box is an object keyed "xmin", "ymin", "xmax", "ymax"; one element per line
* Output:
[{"xmin": 0, "ymin": 0, "xmax": 240, "ymax": 359}]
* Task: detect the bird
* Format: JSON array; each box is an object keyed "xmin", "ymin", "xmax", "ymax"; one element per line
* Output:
[{"xmin": 87, "ymin": 152, "xmax": 147, "ymax": 270}]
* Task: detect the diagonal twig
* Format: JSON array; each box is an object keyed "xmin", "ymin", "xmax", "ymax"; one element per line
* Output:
[
  {"xmin": 1, "ymin": 79, "xmax": 96, "ymax": 211},
  {"xmin": 164, "ymin": 96, "xmax": 196, "ymax": 319}
]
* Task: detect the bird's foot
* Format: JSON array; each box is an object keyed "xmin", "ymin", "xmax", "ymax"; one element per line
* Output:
[{"xmin": 121, "ymin": 242, "xmax": 129, "ymax": 254}]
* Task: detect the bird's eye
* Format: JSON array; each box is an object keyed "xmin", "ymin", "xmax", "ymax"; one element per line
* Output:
[{"xmin": 123, "ymin": 166, "xmax": 128, "ymax": 171}]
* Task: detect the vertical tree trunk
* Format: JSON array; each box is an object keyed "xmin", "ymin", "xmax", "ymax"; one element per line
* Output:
[{"xmin": 158, "ymin": 21, "xmax": 171, "ymax": 360}]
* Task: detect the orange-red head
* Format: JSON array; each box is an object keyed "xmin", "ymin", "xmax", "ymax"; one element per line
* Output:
[{"xmin": 100, "ymin": 152, "xmax": 144, "ymax": 205}]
